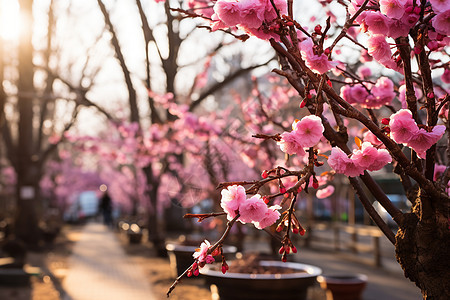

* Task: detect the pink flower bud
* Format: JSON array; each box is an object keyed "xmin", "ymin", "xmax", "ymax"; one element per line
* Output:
[
  {"xmin": 261, "ymin": 170, "xmax": 269, "ymax": 179},
  {"xmin": 413, "ymin": 7, "xmax": 421, "ymax": 15},
  {"xmin": 327, "ymin": 80, "xmax": 332, "ymax": 87},
  {"xmin": 279, "ymin": 246, "xmax": 285, "ymax": 254},
  {"xmin": 300, "ymin": 100, "xmax": 306, "ymax": 108},
  {"xmin": 292, "ymin": 227, "xmax": 299, "ymax": 234},
  {"xmin": 405, "ymin": 6, "xmax": 413, "ymax": 13},
  {"xmin": 314, "ymin": 25, "xmax": 322, "ymax": 34},
  {"xmin": 312, "ymin": 180, "xmax": 319, "ymax": 189},
  {"xmin": 299, "ymin": 228, "xmax": 306, "ymax": 236},
  {"xmin": 280, "ymin": 187, "xmax": 286, "ymax": 194},
  {"xmin": 221, "ymin": 262, "xmax": 229, "ymax": 274},
  {"xmin": 276, "ymin": 224, "xmax": 283, "ymax": 232},
  {"xmin": 292, "ymin": 246, "xmax": 298, "ymax": 253},
  {"xmin": 381, "ymin": 118, "xmax": 390, "ymax": 125},
  {"xmin": 427, "ymin": 92, "xmax": 435, "ymax": 99}
]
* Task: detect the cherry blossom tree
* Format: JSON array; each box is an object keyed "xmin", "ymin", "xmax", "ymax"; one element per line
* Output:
[{"xmin": 163, "ymin": 0, "xmax": 450, "ymax": 298}]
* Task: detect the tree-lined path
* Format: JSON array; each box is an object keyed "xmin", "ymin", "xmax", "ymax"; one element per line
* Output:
[{"xmin": 62, "ymin": 223, "xmax": 156, "ymax": 300}]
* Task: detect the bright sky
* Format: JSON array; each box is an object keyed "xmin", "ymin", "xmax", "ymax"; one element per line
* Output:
[{"xmin": 0, "ymin": 0, "xmax": 20, "ymax": 41}]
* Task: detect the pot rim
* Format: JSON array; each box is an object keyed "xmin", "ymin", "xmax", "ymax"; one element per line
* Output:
[
  {"xmin": 317, "ymin": 274, "xmax": 368, "ymax": 284},
  {"xmin": 199, "ymin": 260, "xmax": 322, "ymax": 279}
]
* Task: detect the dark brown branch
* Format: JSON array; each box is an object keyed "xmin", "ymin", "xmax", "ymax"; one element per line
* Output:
[
  {"xmin": 189, "ymin": 60, "xmax": 273, "ymax": 111},
  {"xmin": 97, "ymin": 0, "xmax": 140, "ymax": 124},
  {"xmin": 184, "ymin": 212, "xmax": 227, "ymax": 222},
  {"xmin": 349, "ymin": 177, "xmax": 396, "ymax": 244},
  {"xmin": 167, "ymin": 214, "xmax": 240, "ymax": 297}
]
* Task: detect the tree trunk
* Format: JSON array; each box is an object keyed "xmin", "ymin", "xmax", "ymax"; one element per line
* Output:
[
  {"xmin": 395, "ymin": 193, "xmax": 450, "ymax": 299},
  {"xmin": 14, "ymin": 0, "xmax": 42, "ymax": 247},
  {"xmin": 143, "ymin": 165, "xmax": 166, "ymax": 257}
]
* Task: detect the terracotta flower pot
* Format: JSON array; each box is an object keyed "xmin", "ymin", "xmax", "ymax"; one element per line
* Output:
[
  {"xmin": 317, "ymin": 274, "xmax": 368, "ymax": 300},
  {"xmin": 200, "ymin": 260, "xmax": 322, "ymax": 300},
  {"xmin": 165, "ymin": 242, "xmax": 237, "ymax": 278}
]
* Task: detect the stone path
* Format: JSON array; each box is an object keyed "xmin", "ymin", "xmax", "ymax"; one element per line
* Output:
[{"xmin": 63, "ymin": 223, "xmax": 156, "ymax": 300}]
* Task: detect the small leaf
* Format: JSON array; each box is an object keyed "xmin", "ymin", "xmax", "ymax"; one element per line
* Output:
[{"xmin": 355, "ymin": 136, "xmax": 362, "ymax": 148}]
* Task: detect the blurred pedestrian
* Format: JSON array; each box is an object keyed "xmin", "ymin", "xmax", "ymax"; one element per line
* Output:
[{"xmin": 99, "ymin": 192, "xmax": 113, "ymax": 226}]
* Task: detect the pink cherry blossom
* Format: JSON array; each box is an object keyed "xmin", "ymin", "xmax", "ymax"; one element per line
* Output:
[
  {"xmin": 432, "ymin": 10, "xmax": 450, "ymax": 36},
  {"xmin": 352, "ymin": 142, "xmax": 392, "ymax": 171},
  {"xmin": 328, "ymin": 147, "xmax": 365, "ymax": 177},
  {"xmin": 363, "ymin": 130, "xmax": 382, "ymax": 146},
  {"xmin": 442, "ymin": 69, "xmax": 450, "ymax": 84},
  {"xmin": 389, "ymin": 109, "xmax": 419, "ymax": 144},
  {"xmin": 434, "ymin": 164, "xmax": 447, "ymax": 181},
  {"xmin": 193, "ymin": 240, "xmax": 213, "ymax": 263},
  {"xmin": 238, "ymin": 194, "xmax": 268, "ymax": 223},
  {"xmin": 364, "ymin": 11, "xmax": 390, "ymax": 35},
  {"xmin": 239, "ymin": 0, "xmax": 265, "ymax": 28},
  {"xmin": 340, "ymin": 84, "xmax": 369, "ymax": 105},
  {"xmin": 292, "ymin": 115, "xmax": 325, "ymax": 148},
  {"xmin": 252, "ymin": 205, "xmax": 281, "ymax": 229},
  {"xmin": 388, "ymin": 18, "xmax": 411, "ymax": 38},
  {"xmin": 277, "ymin": 131, "xmax": 306, "ymax": 156},
  {"xmin": 407, "ymin": 125, "xmax": 446, "ymax": 158},
  {"xmin": 316, "ymin": 185, "xmax": 335, "ymax": 199},
  {"xmin": 363, "ymin": 77, "xmax": 396, "ymax": 108},
  {"xmin": 220, "ymin": 185, "xmax": 246, "ymax": 219},
  {"xmin": 299, "ymin": 37, "xmax": 338, "ymax": 74},
  {"xmin": 357, "ymin": 66, "xmax": 372, "ymax": 79},
  {"xmin": 214, "ymin": 0, "xmax": 242, "ymax": 27},
  {"xmin": 380, "ymin": 0, "xmax": 407, "ymax": 19},
  {"xmin": 367, "ymin": 35, "xmax": 392, "ymax": 63},
  {"xmin": 430, "ymin": 0, "xmax": 450, "ymax": 13}
]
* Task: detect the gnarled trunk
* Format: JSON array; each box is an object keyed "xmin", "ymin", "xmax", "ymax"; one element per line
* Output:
[{"xmin": 395, "ymin": 193, "xmax": 450, "ymax": 299}]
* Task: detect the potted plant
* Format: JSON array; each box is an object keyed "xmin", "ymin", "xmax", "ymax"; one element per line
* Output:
[
  {"xmin": 199, "ymin": 254, "xmax": 322, "ymax": 300},
  {"xmin": 317, "ymin": 274, "xmax": 368, "ymax": 300}
]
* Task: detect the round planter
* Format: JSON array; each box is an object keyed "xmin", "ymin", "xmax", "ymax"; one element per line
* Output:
[
  {"xmin": 317, "ymin": 274, "xmax": 368, "ymax": 300},
  {"xmin": 165, "ymin": 243, "xmax": 237, "ymax": 278},
  {"xmin": 200, "ymin": 260, "xmax": 322, "ymax": 300}
]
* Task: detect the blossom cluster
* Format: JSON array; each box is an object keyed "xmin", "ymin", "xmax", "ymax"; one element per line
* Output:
[
  {"xmin": 340, "ymin": 77, "xmax": 396, "ymax": 109},
  {"xmin": 299, "ymin": 37, "xmax": 338, "ymax": 74},
  {"xmin": 220, "ymin": 185, "xmax": 281, "ymax": 229},
  {"xmin": 328, "ymin": 142, "xmax": 392, "ymax": 177},
  {"xmin": 212, "ymin": 0, "xmax": 287, "ymax": 40},
  {"xmin": 389, "ymin": 109, "xmax": 446, "ymax": 158},
  {"xmin": 277, "ymin": 115, "xmax": 325, "ymax": 156},
  {"xmin": 352, "ymin": 0, "xmax": 449, "ymax": 71}
]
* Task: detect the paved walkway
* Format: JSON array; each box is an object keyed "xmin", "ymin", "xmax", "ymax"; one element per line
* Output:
[{"xmin": 62, "ymin": 222, "xmax": 156, "ymax": 300}]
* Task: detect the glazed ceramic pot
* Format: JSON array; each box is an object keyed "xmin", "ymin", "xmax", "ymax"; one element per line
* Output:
[
  {"xmin": 317, "ymin": 274, "xmax": 368, "ymax": 300},
  {"xmin": 200, "ymin": 260, "xmax": 322, "ymax": 300}
]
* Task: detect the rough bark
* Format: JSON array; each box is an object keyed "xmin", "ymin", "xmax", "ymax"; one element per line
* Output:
[{"xmin": 395, "ymin": 192, "xmax": 450, "ymax": 299}]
